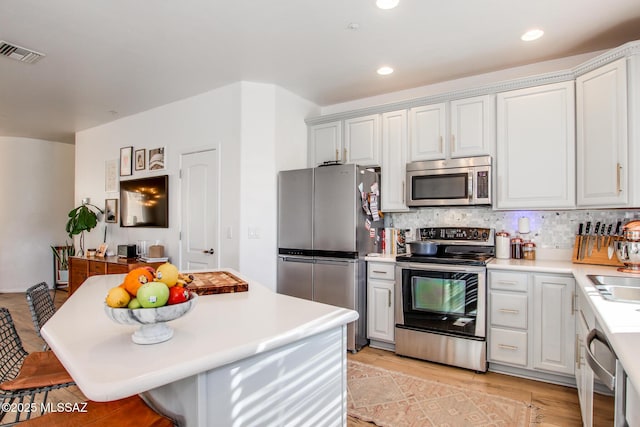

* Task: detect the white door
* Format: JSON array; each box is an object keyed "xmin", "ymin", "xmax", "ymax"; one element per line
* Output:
[
  {"xmin": 309, "ymin": 121, "xmax": 342, "ymax": 166},
  {"xmin": 180, "ymin": 149, "xmax": 218, "ymax": 270}
]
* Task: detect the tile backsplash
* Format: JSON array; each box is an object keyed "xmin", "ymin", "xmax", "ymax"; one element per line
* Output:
[{"xmin": 387, "ymin": 208, "xmax": 640, "ymax": 249}]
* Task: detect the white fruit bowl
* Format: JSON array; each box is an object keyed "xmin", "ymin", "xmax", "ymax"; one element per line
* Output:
[{"xmin": 104, "ymin": 292, "xmax": 198, "ymax": 345}]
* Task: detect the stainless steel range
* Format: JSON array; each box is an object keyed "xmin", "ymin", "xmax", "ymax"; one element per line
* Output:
[{"xmin": 395, "ymin": 227, "xmax": 494, "ymax": 372}]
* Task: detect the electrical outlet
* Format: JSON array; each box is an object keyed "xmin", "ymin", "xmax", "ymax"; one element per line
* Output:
[{"xmin": 248, "ymin": 227, "xmax": 260, "ymax": 239}]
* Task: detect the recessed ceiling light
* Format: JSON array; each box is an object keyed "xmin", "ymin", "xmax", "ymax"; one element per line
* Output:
[
  {"xmin": 376, "ymin": 0, "xmax": 399, "ymax": 10},
  {"xmin": 377, "ymin": 66, "xmax": 394, "ymax": 76},
  {"xmin": 521, "ymin": 29, "xmax": 544, "ymax": 41}
]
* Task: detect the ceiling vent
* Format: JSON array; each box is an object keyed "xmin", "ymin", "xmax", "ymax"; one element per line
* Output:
[{"xmin": 0, "ymin": 41, "xmax": 45, "ymax": 64}]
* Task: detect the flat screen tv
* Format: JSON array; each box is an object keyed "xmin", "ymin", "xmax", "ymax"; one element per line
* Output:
[{"xmin": 119, "ymin": 175, "xmax": 169, "ymax": 228}]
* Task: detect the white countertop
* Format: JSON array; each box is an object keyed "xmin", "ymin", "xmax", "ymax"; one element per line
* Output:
[
  {"xmin": 41, "ymin": 269, "xmax": 358, "ymax": 402},
  {"xmin": 489, "ymin": 258, "xmax": 640, "ymax": 391},
  {"xmin": 365, "ymin": 253, "xmax": 396, "ymax": 262}
]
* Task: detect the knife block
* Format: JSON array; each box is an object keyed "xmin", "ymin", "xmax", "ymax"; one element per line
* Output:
[{"xmin": 571, "ymin": 235, "xmax": 624, "ymax": 267}]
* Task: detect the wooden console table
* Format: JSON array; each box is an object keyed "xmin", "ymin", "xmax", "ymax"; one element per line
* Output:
[{"xmin": 68, "ymin": 256, "xmax": 166, "ymax": 295}]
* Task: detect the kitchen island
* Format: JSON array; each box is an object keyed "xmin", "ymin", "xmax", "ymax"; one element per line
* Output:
[{"xmin": 41, "ymin": 269, "xmax": 358, "ymax": 427}]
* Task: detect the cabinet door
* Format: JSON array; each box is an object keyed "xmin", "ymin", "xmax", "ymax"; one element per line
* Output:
[
  {"xmin": 450, "ymin": 95, "xmax": 495, "ymax": 158},
  {"xmin": 496, "ymin": 81, "xmax": 575, "ymax": 209},
  {"xmin": 367, "ymin": 279, "xmax": 394, "ymax": 343},
  {"xmin": 576, "ymin": 304, "xmax": 594, "ymax": 427},
  {"xmin": 576, "ymin": 58, "xmax": 628, "ymax": 207},
  {"xmin": 532, "ymin": 274, "xmax": 575, "ymax": 375},
  {"xmin": 309, "ymin": 121, "xmax": 342, "ymax": 166},
  {"xmin": 69, "ymin": 257, "xmax": 88, "ymax": 295},
  {"xmin": 381, "ymin": 110, "xmax": 409, "ymax": 211},
  {"xmin": 408, "ymin": 103, "xmax": 446, "ymax": 161},
  {"xmin": 344, "ymin": 114, "xmax": 380, "ymax": 166}
]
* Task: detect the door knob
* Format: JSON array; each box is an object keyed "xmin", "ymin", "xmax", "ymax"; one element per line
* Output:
[{"xmin": 202, "ymin": 248, "xmax": 215, "ymax": 254}]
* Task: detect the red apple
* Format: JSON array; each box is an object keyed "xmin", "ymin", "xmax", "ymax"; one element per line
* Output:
[{"xmin": 167, "ymin": 286, "xmax": 189, "ymax": 305}]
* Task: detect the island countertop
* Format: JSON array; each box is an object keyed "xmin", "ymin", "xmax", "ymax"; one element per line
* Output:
[{"xmin": 41, "ymin": 269, "xmax": 358, "ymax": 402}]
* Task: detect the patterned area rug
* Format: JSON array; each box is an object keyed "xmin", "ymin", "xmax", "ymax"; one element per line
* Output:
[{"xmin": 348, "ymin": 360, "xmax": 538, "ymax": 426}]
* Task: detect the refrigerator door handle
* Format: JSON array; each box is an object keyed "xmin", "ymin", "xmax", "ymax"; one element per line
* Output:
[
  {"xmin": 314, "ymin": 258, "xmax": 356, "ymax": 265},
  {"xmin": 280, "ymin": 256, "xmax": 315, "ymax": 264}
]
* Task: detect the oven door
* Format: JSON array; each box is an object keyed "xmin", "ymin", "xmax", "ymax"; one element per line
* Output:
[{"xmin": 395, "ymin": 263, "xmax": 486, "ymax": 338}]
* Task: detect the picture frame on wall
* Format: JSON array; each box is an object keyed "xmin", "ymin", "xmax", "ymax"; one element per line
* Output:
[
  {"xmin": 135, "ymin": 149, "xmax": 146, "ymax": 171},
  {"xmin": 120, "ymin": 146, "xmax": 133, "ymax": 176},
  {"xmin": 105, "ymin": 198, "xmax": 118, "ymax": 223},
  {"xmin": 148, "ymin": 147, "xmax": 165, "ymax": 171},
  {"xmin": 105, "ymin": 159, "xmax": 118, "ymax": 192}
]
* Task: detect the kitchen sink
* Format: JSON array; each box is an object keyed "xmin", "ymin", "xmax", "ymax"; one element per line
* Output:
[{"xmin": 588, "ymin": 275, "xmax": 640, "ymax": 303}]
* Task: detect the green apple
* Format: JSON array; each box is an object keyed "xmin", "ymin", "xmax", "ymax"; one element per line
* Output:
[
  {"xmin": 136, "ymin": 281, "xmax": 170, "ymax": 308},
  {"xmin": 127, "ymin": 297, "xmax": 141, "ymax": 309}
]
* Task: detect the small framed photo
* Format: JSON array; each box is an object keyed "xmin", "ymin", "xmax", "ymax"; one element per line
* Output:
[
  {"xmin": 148, "ymin": 147, "xmax": 165, "ymax": 171},
  {"xmin": 105, "ymin": 198, "xmax": 118, "ymax": 223},
  {"xmin": 120, "ymin": 146, "xmax": 133, "ymax": 176},
  {"xmin": 105, "ymin": 159, "xmax": 118, "ymax": 192},
  {"xmin": 135, "ymin": 149, "xmax": 146, "ymax": 171},
  {"xmin": 96, "ymin": 243, "xmax": 109, "ymax": 258}
]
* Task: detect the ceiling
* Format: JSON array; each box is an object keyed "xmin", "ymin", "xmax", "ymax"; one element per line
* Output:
[{"xmin": 1, "ymin": 0, "xmax": 640, "ymax": 144}]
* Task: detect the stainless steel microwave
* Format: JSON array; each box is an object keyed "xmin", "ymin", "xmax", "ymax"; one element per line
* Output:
[{"xmin": 406, "ymin": 156, "xmax": 492, "ymax": 207}]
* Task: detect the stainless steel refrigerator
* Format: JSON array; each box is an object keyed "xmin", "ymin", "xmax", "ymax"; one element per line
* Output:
[{"xmin": 277, "ymin": 163, "xmax": 382, "ymax": 351}]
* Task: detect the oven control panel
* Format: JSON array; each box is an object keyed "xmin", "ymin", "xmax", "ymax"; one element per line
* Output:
[{"xmin": 418, "ymin": 227, "xmax": 493, "ymax": 243}]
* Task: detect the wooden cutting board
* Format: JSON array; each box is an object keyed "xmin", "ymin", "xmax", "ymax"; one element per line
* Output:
[{"xmin": 186, "ymin": 271, "xmax": 249, "ymax": 295}]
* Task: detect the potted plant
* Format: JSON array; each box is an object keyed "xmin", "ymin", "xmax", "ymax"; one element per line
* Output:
[
  {"xmin": 65, "ymin": 202, "xmax": 104, "ymax": 255},
  {"xmin": 51, "ymin": 244, "xmax": 75, "ymax": 283}
]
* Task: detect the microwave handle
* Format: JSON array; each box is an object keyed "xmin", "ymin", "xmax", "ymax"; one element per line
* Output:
[{"xmin": 468, "ymin": 171, "xmax": 474, "ymax": 201}]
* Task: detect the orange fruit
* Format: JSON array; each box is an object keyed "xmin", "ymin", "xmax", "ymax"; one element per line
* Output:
[
  {"xmin": 123, "ymin": 268, "xmax": 155, "ymax": 296},
  {"xmin": 106, "ymin": 286, "xmax": 131, "ymax": 308}
]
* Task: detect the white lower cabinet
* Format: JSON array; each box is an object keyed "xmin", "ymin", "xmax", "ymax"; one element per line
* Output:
[
  {"xmin": 367, "ymin": 262, "xmax": 395, "ymax": 350},
  {"xmin": 488, "ymin": 270, "xmax": 575, "ymax": 382},
  {"xmin": 532, "ymin": 275, "xmax": 575, "ymax": 375}
]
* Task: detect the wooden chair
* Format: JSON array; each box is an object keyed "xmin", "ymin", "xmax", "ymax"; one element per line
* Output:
[
  {"xmin": 25, "ymin": 282, "xmax": 57, "ymax": 350},
  {"xmin": 0, "ymin": 307, "xmax": 75, "ymax": 425},
  {"xmin": 16, "ymin": 394, "xmax": 177, "ymax": 426}
]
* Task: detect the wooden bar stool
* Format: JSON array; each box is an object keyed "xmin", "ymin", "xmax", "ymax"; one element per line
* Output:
[
  {"xmin": 0, "ymin": 307, "xmax": 75, "ymax": 424},
  {"xmin": 16, "ymin": 395, "xmax": 176, "ymax": 426}
]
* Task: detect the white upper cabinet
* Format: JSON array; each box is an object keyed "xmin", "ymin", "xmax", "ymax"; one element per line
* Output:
[
  {"xmin": 343, "ymin": 114, "xmax": 380, "ymax": 166},
  {"xmin": 409, "ymin": 95, "xmax": 494, "ymax": 162},
  {"xmin": 309, "ymin": 121, "xmax": 342, "ymax": 166},
  {"xmin": 450, "ymin": 95, "xmax": 495, "ymax": 158},
  {"xmin": 381, "ymin": 110, "xmax": 409, "ymax": 212},
  {"xmin": 496, "ymin": 81, "xmax": 576, "ymax": 209},
  {"xmin": 576, "ymin": 58, "xmax": 628, "ymax": 207},
  {"xmin": 309, "ymin": 115, "xmax": 381, "ymax": 167},
  {"xmin": 408, "ymin": 103, "xmax": 447, "ymax": 161}
]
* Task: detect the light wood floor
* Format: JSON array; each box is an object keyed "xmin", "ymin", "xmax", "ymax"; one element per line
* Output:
[{"xmin": 2, "ymin": 290, "xmax": 613, "ymax": 426}]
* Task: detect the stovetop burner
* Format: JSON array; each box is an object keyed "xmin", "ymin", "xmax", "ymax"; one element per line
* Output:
[{"xmin": 398, "ymin": 227, "xmax": 495, "ymax": 266}]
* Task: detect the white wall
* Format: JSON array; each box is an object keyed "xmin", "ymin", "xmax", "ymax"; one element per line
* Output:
[
  {"xmin": 75, "ymin": 83, "xmax": 242, "ymax": 270},
  {"xmin": 75, "ymin": 81, "xmax": 316, "ymax": 290},
  {"xmin": 238, "ymin": 82, "xmax": 316, "ymax": 289},
  {"xmin": 0, "ymin": 137, "xmax": 74, "ymax": 292},
  {"xmin": 320, "ymin": 51, "xmax": 603, "ymax": 115}
]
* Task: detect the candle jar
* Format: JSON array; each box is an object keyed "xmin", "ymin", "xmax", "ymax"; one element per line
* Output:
[{"xmin": 523, "ymin": 241, "xmax": 536, "ymax": 260}]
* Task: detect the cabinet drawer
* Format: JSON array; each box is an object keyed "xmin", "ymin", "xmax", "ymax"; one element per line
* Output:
[
  {"xmin": 88, "ymin": 261, "xmax": 107, "ymax": 276},
  {"xmin": 368, "ymin": 262, "xmax": 395, "ymax": 281},
  {"xmin": 490, "ymin": 292, "xmax": 527, "ymax": 329},
  {"xmin": 490, "ymin": 328, "xmax": 528, "ymax": 366},
  {"xmin": 490, "ymin": 271, "xmax": 528, "ymax": 292},
  {"xmin": 107, "ymin": 263, "xmax": 130, "ymax": 274}
]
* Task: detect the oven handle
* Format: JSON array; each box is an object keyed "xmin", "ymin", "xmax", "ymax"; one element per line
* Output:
[
  {"xmin": 397, "ymin": 263, "xmax": 486, "ymax": 274},
  {"xmin": 585, "ymin": 329, "xmax": 615, "ymax": 391},
  {"xmin": 468, "ymin": 171, "xmax": 473, "ymax": 201}
]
